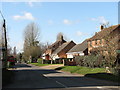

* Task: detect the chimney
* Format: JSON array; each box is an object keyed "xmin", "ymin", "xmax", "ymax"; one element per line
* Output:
[{"xmin": 100, "ymin": 25, "xmax": 104, "ymax": 30}]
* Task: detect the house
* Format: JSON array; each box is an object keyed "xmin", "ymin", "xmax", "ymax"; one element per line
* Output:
[
  {"xmin": 87, "ymin": 24, "xmax": 120, "ymax": 55},
  {"xmin": 52, "ymin": 40, "xmax": 76, "ymax": 60},
  {"xmin": 66, "ymin": 39, "xmax": 88, "ymax": 58},
  {"xmin": 44, "ymin": 34, "xmax": 66, "ymax": 60}
]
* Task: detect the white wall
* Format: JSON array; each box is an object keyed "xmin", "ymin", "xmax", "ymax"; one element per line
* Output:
[
  {"xmin": 79, "ymin": 53, "xmax": 84, "ymax": 56},
  {"xmin": 67, "ymin": 52, "xmax": 85, "ymax": 58},
  {"xmin": 42, "ymin": 53, "xmax": 45, "ymax": 59},
  {"xmin": 67, "ymin": 54, "xmax": 74, "ymax": 58},
  {"xmin": 52, "ymin": 54, "xmax": 59, "ymax": 60}
]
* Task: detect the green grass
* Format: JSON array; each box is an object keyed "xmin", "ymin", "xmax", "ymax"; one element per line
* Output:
[
  {"xmin": 55, "ymin": 66, "xmax": 120, "ymax": 82},
  {"xmin": 30, "ymin": 63, "xmax": 63, "ymax": 67},
  {"xmin": 57, "ymin": 66, "xmax": 106, "ymax": 75}
]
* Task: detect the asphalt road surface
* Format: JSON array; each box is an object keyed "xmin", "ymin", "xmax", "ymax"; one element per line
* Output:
[{"xmin": 2, "ymin": 63, "xmax": 120, "ymax": 90}]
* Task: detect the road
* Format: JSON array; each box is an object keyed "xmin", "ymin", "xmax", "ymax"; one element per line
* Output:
[{"xmin": 3, "ymin": 63, "xmax": 119, "ymax": 90}]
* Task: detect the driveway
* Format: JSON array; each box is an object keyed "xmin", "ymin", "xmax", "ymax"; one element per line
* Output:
[{"xmin": 3, "ymin": 63, "xmax": 119, "ymax": 90}]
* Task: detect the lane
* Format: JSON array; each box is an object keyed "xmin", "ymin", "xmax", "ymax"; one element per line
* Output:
[
  {"xmin": 4, "ymin": 64, "xmax": 65, "ymax": 89},
  {"xmin": 3, "ymin": 63, "xmax": 119, "ymax": 90}
]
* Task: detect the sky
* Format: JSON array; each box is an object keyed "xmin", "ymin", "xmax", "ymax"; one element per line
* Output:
[{"xmin": 0, "ymin": 2, "xmax": 118, "ymax": 53}]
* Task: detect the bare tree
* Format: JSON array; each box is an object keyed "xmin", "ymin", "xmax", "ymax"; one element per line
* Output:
[{"xmin": 23, "ymin": 22, "xmax": 42, "ymax": 63}]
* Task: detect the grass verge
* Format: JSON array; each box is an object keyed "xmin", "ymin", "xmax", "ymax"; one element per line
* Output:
[
  {"xmin": 55, "ymin": 66, "xmax": 106, "ymax": 74},
  {"xmin": 55, "ymin": 66, "xmax": 119, "ymax": 82}
]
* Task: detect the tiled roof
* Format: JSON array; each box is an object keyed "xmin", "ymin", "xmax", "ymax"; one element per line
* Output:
[
  {"xmin": 52, "ymin": 41, "xmax": 74, "ymax": 54},
  {"xmin": 88, "ymin": 24, "xmax": 120, "ymax": 41},
  {"xmin": 68, "ymin": 39, "xmax": 88, "ymax": 53},
  {"xmin": 48, "ymin": 40, "xmax": 66, "ymax": 49}
]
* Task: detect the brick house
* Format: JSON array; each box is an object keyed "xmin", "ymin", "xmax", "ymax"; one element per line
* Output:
[
  {"xmin": 87, "ymin": 24, "xmax": 120, "ymax": 56},
  {"xmin": 66, "ymin": 39, "xmax": 88, "ymax": 58},
  {"xmin": 43, "ymin": 34, "xmax": 66, "ymax": 60},
  {"xmin": 52, "ymin": 41, "xmax": 76, "ymax": 60}
]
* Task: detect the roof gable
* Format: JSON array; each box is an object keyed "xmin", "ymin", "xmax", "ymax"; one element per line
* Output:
[
  {"xmin": 88, "ymin": 24, "xmax": 120, "ymax": 41},
  {"xmin": 48, "ymin": 39, "xmax": 66, "ymax": 49},
  {"xmin": 52, "ymin": 41, "xmax": 75, "ymax": 54},
  {"xmin": 68, "ymin": 39, "xmax": 88, "ymax": 53}
]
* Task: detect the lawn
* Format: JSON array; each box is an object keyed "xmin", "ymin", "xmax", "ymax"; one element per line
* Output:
[
  {"xmin": 55, "ymin": 66, "xmax": 106, "ymax": 75},
  {"xmin": 55, "ymin": 66, "xmax": 120, "ymax": 82}
]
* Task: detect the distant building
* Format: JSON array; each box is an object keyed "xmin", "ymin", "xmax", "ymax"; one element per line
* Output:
[
  {"xmin": 52, "ymin": 41, "xmax": 76, "ymax": 60},
  {"xmin": 44, "ymin": 34, "xmax": 66, "ymax": 60}
]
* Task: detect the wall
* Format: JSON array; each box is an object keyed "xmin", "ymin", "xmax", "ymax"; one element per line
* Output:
[
  {"xmin": 52, "ymin": 54, "xmax": 59, "ymax": 60},
  {"xmin": 67, "ymin": 54, "xmax": 74, "ymax": 58},
  {"xmin": 88, "ymin": 39, "xmax": 105, "ymax": 54},
  {"xmin": 58, "ymin": 41, "xmax": 76, "ymax": 59},
  {"xmin": 58, "ymin": 51, "xmax": 67, "ymax": 58}
]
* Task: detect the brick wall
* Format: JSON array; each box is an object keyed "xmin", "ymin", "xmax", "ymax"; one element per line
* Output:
[
  {"xmin": 88, "ymin": 39, "xmax": 105, "ymax": 54},
  {"xmin": 58, "ymin": 41, "xmax": 76, "ymax": 58}
]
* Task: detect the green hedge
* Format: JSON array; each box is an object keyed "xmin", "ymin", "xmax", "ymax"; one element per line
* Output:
[
  {"xmin": 75, "ymin": 55, "xmax": 106, "ymax": 68},
  {"xmin": 37, "ymin": 58, "xmax": 43, "ymax": 64}
]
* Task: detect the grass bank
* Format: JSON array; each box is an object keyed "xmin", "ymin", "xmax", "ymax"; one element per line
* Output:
[
  {"xmin": 55, "ymin": 66, "xmax": 120, "ymax": 82},
  {"xmin": 55, "ymin": 66, "xmax": 106, "ymax": 74}
]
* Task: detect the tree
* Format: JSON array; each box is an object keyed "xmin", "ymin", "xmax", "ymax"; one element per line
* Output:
[{"xmin": 23, "ymin": 22, "xmax": 42, "ymax": 62}]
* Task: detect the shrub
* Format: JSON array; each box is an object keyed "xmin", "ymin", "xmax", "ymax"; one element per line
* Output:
[
  {"xmin": 75, "ymin": 55, "xmax": 106, "ymax": 68},
  {"xmin": 37, "ymin": 58, "xmax": 43, "ymax": 64},
  {"xmin": 75, "ymin": 56, "xmax": 84, "ymax": 66}
]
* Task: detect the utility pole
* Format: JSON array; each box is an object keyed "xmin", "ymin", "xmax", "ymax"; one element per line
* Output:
[
  {"xmin": 0, "ymin": 10, "xmax": 8, "ymax": 69},
  {"xmin": 3, "ymin": 19, "xmax": 8, "ymax": 68}
]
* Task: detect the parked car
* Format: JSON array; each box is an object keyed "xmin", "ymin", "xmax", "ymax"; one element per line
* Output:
[{"xmin": 7, "ymin": 56, "xmax": 16, "ymax": 66}]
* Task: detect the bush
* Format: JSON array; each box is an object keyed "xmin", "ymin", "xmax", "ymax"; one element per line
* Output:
[
  {"xmin": 109, "ymin": 67, "xmax": 120, "ymax": 76},
  {"xmin": 42, "ymin": 59, "xmax": 52, "ymax": 64},
  {"xmin": 75, "ymin": 56, "xmax": 84, "ymax": 66},
  {"xmin": 84, "ymin": 55, "xmax": 97, "ymax": 68},
  {"xmin": 75, "ymin": 55, "xmax": 106, "ymax": 68},
  {"xmin": 37, "ymin": 58, "xmax": 43, "ymax": 64},
  {"xmin": 55, "ymin": 58, "xmax": 63, "ymax": 64}
]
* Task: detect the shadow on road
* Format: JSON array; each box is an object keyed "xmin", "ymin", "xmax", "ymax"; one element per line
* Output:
[
  {"xmin": 85, "ymin": 73, "xmax": 120, "ymax": 83},
  {"xmin": 13, "ymin": 63, "xmax": 32, "ymax": 68},
  {"xmin": 2, "ymin": 64, "xmax": 119, "ymax": 90}
]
